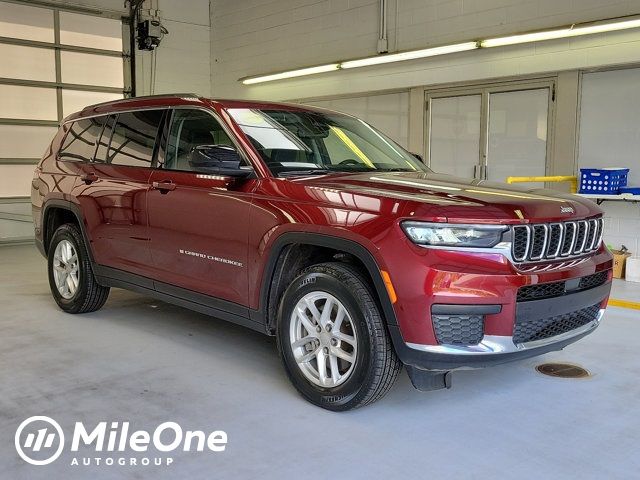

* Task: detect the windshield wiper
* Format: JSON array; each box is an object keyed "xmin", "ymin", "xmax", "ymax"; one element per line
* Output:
[
  {"xmin": 375, "ymin": 167, "xmax": 414, "ymax": 172},
  {"xmin": 277, "ymin": 169, "xmax": 333, "ymax": 177},
  {"xmin": 277, "ymin": 166, "xmax": 415, "ymax": 177}
]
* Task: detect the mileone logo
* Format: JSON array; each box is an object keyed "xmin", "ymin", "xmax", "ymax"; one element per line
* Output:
[{"xmin": 15, "ymin": 416, "xmax": 227, "ymax": 467}]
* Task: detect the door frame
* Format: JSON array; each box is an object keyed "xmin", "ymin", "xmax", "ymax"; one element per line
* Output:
[{"xmin": 423, "ymin": 78, "xmax": 556, "ymax": 181}]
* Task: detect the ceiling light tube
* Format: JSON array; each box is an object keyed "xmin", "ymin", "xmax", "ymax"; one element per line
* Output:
[
  {"xmin": 242, "ymin": 64, "xmax": 340, "ymax": 85},
  {"xmin": 341, "ymin": 42, "xmax": 478, "ymax": 68},
  {"xmin": 482, "ymin": 17, "xmax": 640, "ymax": 47},
  {"xmin": 239, "ymin": 16, "xmax": 640, "ymax": 84}
]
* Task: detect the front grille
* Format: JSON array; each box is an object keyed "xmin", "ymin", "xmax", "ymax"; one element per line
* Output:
[
  {"xmin": 516, "ymin": 271, "xmax": 609, "ymax": 302},
  {"xmin": 511, "ymin": 217, "xmax": 603, "ymax": 263},
  {"xmin": 433, "ymin": 315, "xmax": 483, "ymax": 345},
  {"xmin": 513, "ymin": 304, "xmax": 601, "ymax": 344},
  {"xmin": 517, "ymin": 282, "xmax": 565, "ymax": 302},
  {"xmin": 579, "ymin": 270, "xmax": 608, "ymax": 290}
]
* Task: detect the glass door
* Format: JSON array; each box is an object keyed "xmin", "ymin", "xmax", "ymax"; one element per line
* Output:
[
  {"xmin": 425, "ymin": 80, "xmax": 554, "ymax": 183},
  {"xmin": 487, "ymin": 88, "xmax": 549, "ymax": 183},
  {"xmin": 427, "ymin": 94, "xmax": 482, "ymax": 179}
]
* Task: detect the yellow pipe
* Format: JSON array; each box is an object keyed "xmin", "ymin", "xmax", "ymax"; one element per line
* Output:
[{"xmin": 506, "ymin": 175, "xmax": 578, "ymax": 193}]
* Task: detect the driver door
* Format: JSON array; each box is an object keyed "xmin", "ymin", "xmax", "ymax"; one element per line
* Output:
[{"xmin": 146, "ymin": 108, "xmax": 254, "ymax": 305}]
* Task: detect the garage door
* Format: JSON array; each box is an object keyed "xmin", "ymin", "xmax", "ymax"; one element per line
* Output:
[{"xmin": 0, "ymin": 0, "xmax": 128, "ymax": 243}]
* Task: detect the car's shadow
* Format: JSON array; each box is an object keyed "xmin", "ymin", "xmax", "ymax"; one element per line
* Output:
[{"xmin": 75, "ymin": 287, "xmax": 546, "ymax": 409}]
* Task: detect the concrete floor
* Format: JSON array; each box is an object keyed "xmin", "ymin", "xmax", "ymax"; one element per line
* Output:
[
  {"xmin": 612, "ymin": 278, "xmax": 640, "ymax": 302},
  {"xmin": 1, "ymin": 244, "xmax": 639, "ymax": 480}
]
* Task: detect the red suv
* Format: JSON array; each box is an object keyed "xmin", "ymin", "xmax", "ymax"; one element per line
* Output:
[{"xmin": 32, "ymin": 95, "xmax": 613, "ymax": 410}]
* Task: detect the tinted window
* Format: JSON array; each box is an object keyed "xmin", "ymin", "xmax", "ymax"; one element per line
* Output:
[
  {"xmin": 58, "ymin": 117, "xmax": 103, "ymax": 162},
  {"xmin": 108, "ymin": 110, "xmax": 164, "ymax": 167},
  {"xmin": 94, "ymin": 114, "xmax": 116, "ymax": 163},
  {"xmin": 165, "ymin": 109, "xmax": 237, "ymax": 171}
]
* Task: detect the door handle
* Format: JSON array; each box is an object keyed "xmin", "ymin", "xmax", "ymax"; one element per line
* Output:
[
  {"xmin": 152, "ymin": 181, "xmax": 176, "ymax": 194},
  {"xmin": 80, "ymin": 172, "xmax": 99, "ymax": 185}
]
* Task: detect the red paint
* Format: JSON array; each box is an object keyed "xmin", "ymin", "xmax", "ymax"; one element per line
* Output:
[{"xmin": 33, "ymin": 95, "xmax": 613, "ymax": 347}]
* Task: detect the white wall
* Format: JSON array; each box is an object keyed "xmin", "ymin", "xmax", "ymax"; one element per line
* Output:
[
  {"xmin": 210, "ymin": 0, "xmax": 640, "ymax": 100},
  {"xmin": 135, "ymin": 0, "xmax": 212, "ymax": 96},
  {"xmin": 578, "ymin": 68, "xmax": 640, "ymax": 253}
]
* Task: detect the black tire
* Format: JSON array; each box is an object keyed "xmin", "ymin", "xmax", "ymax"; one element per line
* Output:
[
  {"xmin": 47, "ymin": 223, "xmax": 110, "ymax": 314},
  {"xmin": 276, "ymin": 262, "xmax": 402, "ymax": 411}
]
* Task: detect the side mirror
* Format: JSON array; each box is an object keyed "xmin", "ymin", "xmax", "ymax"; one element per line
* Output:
[{"xmin": 189, "ymin": 145, "xmax": 251, "ymax": 177}]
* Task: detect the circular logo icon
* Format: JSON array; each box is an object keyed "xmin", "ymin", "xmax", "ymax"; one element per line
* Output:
[{"xmin": 15, "ymin": 416, "xmax": 65, "ymax": 466}]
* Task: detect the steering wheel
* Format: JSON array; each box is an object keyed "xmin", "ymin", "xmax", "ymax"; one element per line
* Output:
[{"xmin": 338, "ymin": 159, "xmax": 360, "ymax": 166}]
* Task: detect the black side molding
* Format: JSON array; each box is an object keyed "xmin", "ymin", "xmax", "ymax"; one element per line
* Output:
[
  {"xmin": 95, "ymin": 265, "xmax": 264, "ymax": 334},
  {"xmin": 41, "ymin": 199, "xmax": 95, "ymax": 263}
]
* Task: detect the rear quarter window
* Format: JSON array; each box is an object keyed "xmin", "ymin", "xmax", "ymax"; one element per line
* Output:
[{"xmin": 58, "ymin": 117, "xmax": 104, "ymax": 162}]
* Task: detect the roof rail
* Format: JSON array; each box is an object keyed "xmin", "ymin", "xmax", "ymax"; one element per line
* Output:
[
  {"xmin": 81, "ymin": 93, "xmax": 203, "ymax": 111},
  {"xmin": 127, "ymin": 93, "xmax": 201, "ymax": 99}
]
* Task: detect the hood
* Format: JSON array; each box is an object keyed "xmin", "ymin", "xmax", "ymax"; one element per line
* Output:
[{"xmin": 291, "ymin": 171, "xmax": 602, "ymax": 224}]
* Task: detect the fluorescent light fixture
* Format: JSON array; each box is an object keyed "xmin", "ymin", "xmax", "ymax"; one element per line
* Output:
[
  {"xmin": 239, "ymin": 16, "xmax": 640, "ymax": 84},
  {"xmin": 341, "ymin": 42, "xmax": 478, "ymax": 68},
  {"xmin": 242, "ymin": 64, "xmax": 340, "ymax": 85},
  {"xmin": 482, "ymin": 17, "xmax": 640, "ymax": 47},
  {"xmin": 241, "ymin": 43, "xmax": 478, "ymax": 84}
]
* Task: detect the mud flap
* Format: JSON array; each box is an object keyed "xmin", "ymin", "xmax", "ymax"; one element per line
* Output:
[{"xmin": 406, "ymin": 366, "xmax": 452, "ymax": 391}]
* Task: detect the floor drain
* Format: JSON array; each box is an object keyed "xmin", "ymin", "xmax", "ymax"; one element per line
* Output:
[{"xmin": 536, "ymin": 363, "xmax": 590, "ymax": 378}]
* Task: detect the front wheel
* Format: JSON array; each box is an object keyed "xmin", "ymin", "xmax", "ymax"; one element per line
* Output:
[
  {"xmin": 276, "ymin": 262, "xmax": 402, "ymax": 411},
  {"xmin": 47, "ymin": 223, "xmax": 110, "ymax": 313}
]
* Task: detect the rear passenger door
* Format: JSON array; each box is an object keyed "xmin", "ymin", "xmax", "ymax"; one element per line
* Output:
[
  {"xmin": 72, "ymin": 109, "xmax": 166, "ymax": 278},
  {"xmin": 146, "ymin": 108, "xmax": 254, "ymax": 306}
]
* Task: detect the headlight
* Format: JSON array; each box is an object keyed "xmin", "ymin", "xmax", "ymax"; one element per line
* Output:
[{"xmin": 401, "ymin": 221, "xmax": 507, "ymax": 248}]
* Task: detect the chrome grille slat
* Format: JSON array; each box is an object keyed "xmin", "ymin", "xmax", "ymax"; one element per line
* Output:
[
  {"xmin": 530, "ymin": 224, "xmax": 548, "ymax": 260},
  {"xmin": 511, "ymin": 217, "xmax": 603, "ymax": 264},
  {"xmin": 562, "ymin": 221, "xmax": 578, "ymax": 257},
  {"xmin": 586, "ymin": 219, "xmax": 598, "ymax": 251},
  {"xmin": 512, "ymin": 225, "xmax": 531, "ymax": 262},
  {"xmin": 596, "ymin": 218, "xmax": 604, "ymax": 249},
  {"xmin": 573, "ymin": 220, "xmax": 588, "ymax": 254},
  {"xmin": 546, "ymin": 223, "xmax": 563, "ymax": 259}
]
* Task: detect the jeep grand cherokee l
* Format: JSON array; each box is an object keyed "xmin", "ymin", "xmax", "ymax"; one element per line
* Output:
[{"xmin": 32, "ymin": 95, "xmax": 613, "ymax": 410}]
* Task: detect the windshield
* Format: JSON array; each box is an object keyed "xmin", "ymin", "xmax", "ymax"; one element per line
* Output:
[{"xmin": 227, "ymin": 108, "xmax": 430, "ymax": 176}]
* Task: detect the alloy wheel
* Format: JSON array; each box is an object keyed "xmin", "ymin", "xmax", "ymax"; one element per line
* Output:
[
  {"xmin": 289, "ymin": 291, "xmax": 358, "ymax": 387},
  {"xmin": 52, "ymin": 239, "xmax": 80, "ymax": 299}
]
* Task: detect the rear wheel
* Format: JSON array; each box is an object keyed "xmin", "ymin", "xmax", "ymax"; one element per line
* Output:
[
  {"xmin": 277, "ymin": 262, "xmax": 402, "ymax": 411},
  {"xmin": 47, "ymin": 223, "xmax": 110, "ymax": 313}
]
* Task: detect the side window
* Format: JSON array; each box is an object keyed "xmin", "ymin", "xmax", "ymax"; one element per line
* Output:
[
  {"xmin": 58, "ymin": 117, "xmax": 103, "ymax": 162},
  {"xmin": 94, "ymin": 114, "xmax": 116, "ymax": 163},
  {"xmin": 165, "ymin": 109, "xmax": 237, "ymax": 171},
  {"xmin": 107, "ymin": 110, "xmax": 164, "ymax": 167}
]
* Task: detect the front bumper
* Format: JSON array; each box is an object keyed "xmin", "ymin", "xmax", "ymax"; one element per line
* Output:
[{"xmin": 390, "ymin": 281, "xmax": 610, "ymax": 371}]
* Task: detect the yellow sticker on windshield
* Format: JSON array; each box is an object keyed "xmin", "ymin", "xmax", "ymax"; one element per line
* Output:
[{"xmin": 329, "ymin": 126, "xmax": 375, "ymax": 168}]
